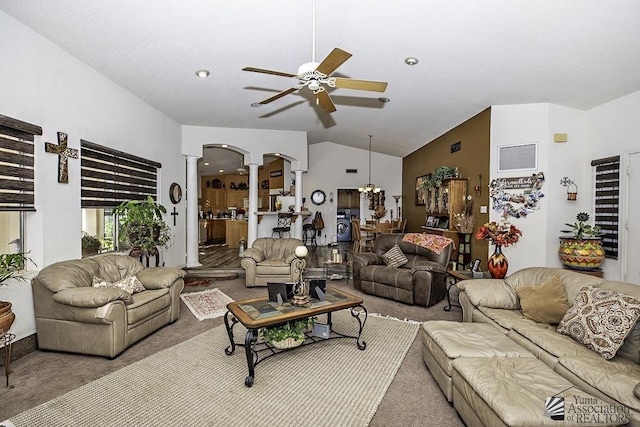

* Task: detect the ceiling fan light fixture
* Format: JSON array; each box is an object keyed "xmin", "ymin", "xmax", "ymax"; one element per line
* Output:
[
  {"xmin": 195, "ymin": 69, "xmax": 210, "ymax": 78},
  {"xmin": 308, "ymin": 80, "xmax": 320, "ymax": 91},
  {"xmin": 404, "ymin": 57, "xmax": 419, "ymax": 66}
]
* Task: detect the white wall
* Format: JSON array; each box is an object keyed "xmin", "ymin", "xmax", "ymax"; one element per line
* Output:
[
  {"xmin": 0, "ymin": 10, "xmax": 185, "ymax": 269},
  {"xmin": 306, "ymin": 142, "xmax": 402, "ymax": 244},
  {"xmin": 490, "ymin": 91, "xmax": 640, "ymax": 281}
]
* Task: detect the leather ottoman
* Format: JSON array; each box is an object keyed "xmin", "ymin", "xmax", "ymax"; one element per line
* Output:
[
  {"xmin": 452, "ymin": 357, "xmax": 627, "ymax": 426},
  {"xmin": 421, "ymin": 320, "xmax": 535, "ymax": 402}
]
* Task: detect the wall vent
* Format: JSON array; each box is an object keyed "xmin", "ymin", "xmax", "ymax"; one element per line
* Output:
[
  {"xmin": 346, "ymin": 168, "xmax": 358, "ymax": 174},
  {"xmin": 498, "ymin": 142, "xmax": 537, "ymax": 172}
]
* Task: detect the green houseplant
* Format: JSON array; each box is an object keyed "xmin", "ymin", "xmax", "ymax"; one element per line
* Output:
[
  {"xmin": 260, "ymin": 317, "xmax": 316, "ymax": 349},
  {"xmin": 0, "ymin": 252, "xmax": 36, "ymax": 333},
  {"xmin": 113, "ymin": 196, "xmax": 172, "ymax": 256},
  {"xmin": 559, "ymin": 212, "xmax": 604, "ymax": 270},
  {"xmin": 421, "ymin": 166, "xmax": 456, "ymax": 190},
  {"xmin": 81, "ymin": 232, "xmax": 102, "ymax": 257}
]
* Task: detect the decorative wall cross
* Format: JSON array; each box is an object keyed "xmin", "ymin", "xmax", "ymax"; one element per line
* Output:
[
  {"xmin": 45, "ymin": 132, "xmax": 78, "ymax": 183},
  {"xmin": 171, "ymin": 206, "xmax": 179, "ymax": 226}
]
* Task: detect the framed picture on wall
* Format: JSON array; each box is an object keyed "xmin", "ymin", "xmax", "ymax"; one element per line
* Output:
[{"xmin": 415, "ymin": 174, "xmax": 429, "ymax": 205}]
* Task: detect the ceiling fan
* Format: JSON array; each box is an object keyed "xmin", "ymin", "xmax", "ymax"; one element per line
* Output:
[{"xmin": 242, "ymin": 1, "xmax": 388, "ymax": 113}]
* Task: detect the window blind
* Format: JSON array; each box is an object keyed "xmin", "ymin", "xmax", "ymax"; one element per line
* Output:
[
  {"xmin": 0, "ymin": 114, "xmax": 42, "ymax": 211},
  {"xmin": 80, "ymin": 140, "xmax": 162, "ymax": 208},
  {"xmin": 591, "ymin": 155, "xmax": 620, "ymax": 259}
]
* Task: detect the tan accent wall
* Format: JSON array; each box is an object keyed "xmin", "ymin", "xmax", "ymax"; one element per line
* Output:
[{"xmin": 402, "ymin": 108, "xmax": 491, "ymax": 266}]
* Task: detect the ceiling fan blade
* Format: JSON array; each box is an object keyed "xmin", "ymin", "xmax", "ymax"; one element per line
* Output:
[
  {"xmin": 258, "ymin": 87, "xmax": 298, "ymax": 105},
  {"xmin": 242, "ymin": 67, "xmax": 298, "ymax": 78},
  {"xmin": 333, "ymin": 78, "xmax": 388, "ymax": 92},
  {"xmin": 315, "ymin": 48, "xmax": 352, "ymax": 76},
  {"xmin": 316, "ymin": 90, "xmax": 337, "ymax": 113}
]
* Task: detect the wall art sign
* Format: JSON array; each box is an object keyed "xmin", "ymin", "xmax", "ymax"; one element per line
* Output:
[
  {"xmin": 489, "ymin": 172, "xmax": 545, "ymax": 219},
  {"xmin": 45, "ymin": 131, "xmax": 78, "ymax": 183}
]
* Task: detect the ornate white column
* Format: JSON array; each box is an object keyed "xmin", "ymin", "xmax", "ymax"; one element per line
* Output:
[
  {"xmin": 294, "ymin": 170, "xmax": 304, "ymax": 239},
  {"xmin": 248, "ymin": 163, "xmax": 259, "ymax": 246},
  {"xmin": 185, "ymin": 155, "xmax": 201, "ymax": 267}
]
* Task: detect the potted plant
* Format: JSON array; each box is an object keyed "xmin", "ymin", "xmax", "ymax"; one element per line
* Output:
[
  {"xmin": 0, "ymin": 252, "xmax": 35, "ymax": 333},
  {"xmin": 81, "ymin": 232, "xmax": 102, "ymax": 257},
  {"xmin": 559, "ymin": 212, "xmax": 604, "ymax": 270},
  {"xmin": 113, "ymin": 196, "xmax": 172, "ymax": 256},
  {"xmin": 259, "ymin": 317, "xmax": 315, "ymax": 349},
  {"xmin": 421, "ymin": 166, "xmax": 456, "ymax": 190}
]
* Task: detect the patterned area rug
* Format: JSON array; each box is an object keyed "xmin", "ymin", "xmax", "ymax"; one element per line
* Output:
[
  {"xmin": 183, "ymin": 278, "xmax": 214, "ymax": 287},
  {"xmin": 7, "ymin": 311, "xmax": 419, "ymax": 427},
  {"xmin": 180, "ymin": 288, "xmax": 233, "ymax": 320}
]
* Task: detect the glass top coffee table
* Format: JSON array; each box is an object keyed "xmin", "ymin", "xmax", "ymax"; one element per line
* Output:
[{"xmin": 224, "ymin": 287, "xmax": 367, "ymax": 387}]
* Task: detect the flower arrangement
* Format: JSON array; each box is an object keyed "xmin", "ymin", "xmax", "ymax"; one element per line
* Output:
[
  {"xmin": 372, "ymin": 206, "xmax": 387, "ymax": 220},
  {"xmin": 476, "ymin": 221, "xmax": 522, "ymax": 247},
  {"xmin": 561, "ymin": 212, "xmax": 601, "ymax": 238}
]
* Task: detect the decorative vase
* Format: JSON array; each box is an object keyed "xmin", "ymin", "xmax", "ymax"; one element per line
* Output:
[
  {"xmin": 558, "ymin": 237, "xmax": 604, "ymax": 270},
  {"xmin": 0, "ymin": 301, "xmax": 16, "ymax": 334},
  {"xmin": 487, "ymin": 245, "xmax": 508, "ymax": 279}
]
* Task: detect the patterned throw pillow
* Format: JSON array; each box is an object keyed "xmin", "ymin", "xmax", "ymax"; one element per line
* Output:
[
  {"xmin": 557, "ymin": 286, "xmax": 640, "ymax": 359},
  {"xmin": 381, "ymin": 244, "xmax": 408, "ymax": 268},
  {"xmin": 93, "ymin": 275, "xmax": 146, "ymax": 294}
]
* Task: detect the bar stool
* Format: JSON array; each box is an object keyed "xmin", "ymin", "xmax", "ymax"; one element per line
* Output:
[
  {"xmin": 272, "ymin": 212, "xmax": 293, "ymax": 238},
  {"xmin": 303, "ymin": 222, "xmax": 317, "ymax": 248}
]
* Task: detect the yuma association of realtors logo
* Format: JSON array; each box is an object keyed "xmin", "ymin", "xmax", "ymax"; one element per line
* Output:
[{"xmin": 544, "ymin": 386, "xmax": 629, "ymax": 424}]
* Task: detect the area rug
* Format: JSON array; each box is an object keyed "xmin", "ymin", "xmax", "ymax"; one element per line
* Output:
[
  {"xmin": 183, "ymin": 278, "xmax": 214, "ymax": 287},
  {"xmin": 6, "ymin": 311, "xmax": 419, "ymax": 427},
  {"xmin": 179, "ymin": 288, "xmax": 233, "ymax": 320}
]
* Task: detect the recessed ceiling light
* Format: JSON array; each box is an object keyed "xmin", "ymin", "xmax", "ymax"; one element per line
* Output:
[
  {"xmin": 221, "ymin": 144, "xmax": 228, "ymax": 148},
  {"xmin": 404, "ymin": 57, "xmax": 419, "ymax": 66},
  {"xmin": 251, "ymin": 102, "xmax": 262, "ymax": 108},
  {"xmin": 274, "ymin": 153, "xmax": 281, "ymax": 157},
  {"xmin": 378, "ymin": 97, "xmax": 390, "ymax": 103},
  {"xmin": 219, "ymin": 169, "xmax": 224, "ymax": 173},
  {"xmin": 195, "ymin": 69, "xmax": 210, "ymax": 78},
  {"xmin": 203, "ymin": 162, "xmax": 210, "ymax": 166}
]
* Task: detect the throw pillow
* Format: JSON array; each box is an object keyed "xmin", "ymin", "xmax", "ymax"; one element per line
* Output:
[
  {"xmin": 93, "ymin": 275, "xmax": 146, "ymax": 294},
  {"xmin": 557, "ymin": 286, "xmax": 640, "ymax": 360},
  {"xmin": 515, "ymin": 275, "xmax": 569, "ymax": 324},
  {"xmin": 381, "ymin": 244, "xmax": 408, "ymax": 268}
]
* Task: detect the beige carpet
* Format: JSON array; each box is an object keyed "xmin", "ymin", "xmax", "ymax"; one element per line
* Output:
[{"xmin": 7, "ymin": 310, "xmax": 419, "ymax": 427}]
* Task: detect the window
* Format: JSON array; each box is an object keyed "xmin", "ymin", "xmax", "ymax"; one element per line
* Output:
[
  {"xmin": 80, "ymin": 140, "xmax": 161, "ymax": 253},
  {"xmin": 0, "ymin": 114, "xmax": 42, "ymax": 255},
  {"xmin": 592, "ymin": 156, "xmax": 620, "ymax": 259}
]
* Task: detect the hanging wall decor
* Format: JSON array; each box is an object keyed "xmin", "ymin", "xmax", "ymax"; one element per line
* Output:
[
  {"xmin": 45, "ymin": 132, "xmax": 78, "ymax": 183},
  {"xmin": 489, "ymin": 172, "xmax": 545, "ymax": 219}
]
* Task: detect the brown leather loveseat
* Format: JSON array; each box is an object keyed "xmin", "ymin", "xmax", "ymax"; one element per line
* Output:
[
  {"xmin": 32, "ymin": 254, "xmax": 184, "ymax": 358},
  {"xmin": 352, "ymin": 233, "xmax": 452, "ymax": 307}
]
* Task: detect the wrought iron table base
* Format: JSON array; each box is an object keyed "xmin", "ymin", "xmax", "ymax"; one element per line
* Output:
[{"xmin": 224, "ymin": 306, "xmax": 367, "ymax": 387}]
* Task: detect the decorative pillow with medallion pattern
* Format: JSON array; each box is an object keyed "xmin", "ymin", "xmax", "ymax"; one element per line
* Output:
[{"xmin": 557, "ymin": 285, "xmax": 640, "ymax": 359}]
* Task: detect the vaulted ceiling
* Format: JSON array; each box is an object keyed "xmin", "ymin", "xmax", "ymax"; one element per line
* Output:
[{"xmin": 2, "ymin": 1, "xmax": 639, "ymax": 165}]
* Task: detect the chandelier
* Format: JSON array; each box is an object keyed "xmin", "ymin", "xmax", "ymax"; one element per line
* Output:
[{"xmin": 358, "ymin": 134, "xmax": 381, "ymax": 194}]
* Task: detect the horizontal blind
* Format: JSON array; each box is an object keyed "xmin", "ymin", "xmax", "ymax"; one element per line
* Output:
[
  {"xmin": 81, "ymin": 140, "xmax": 162, "ymax": 208},
  {"xmin": 0, "ymin": 114, "xmax": 42, "ymax": 211},
  {"xmin": 591, "ymin": 155, "xmax": 620, "ymax": 259}
]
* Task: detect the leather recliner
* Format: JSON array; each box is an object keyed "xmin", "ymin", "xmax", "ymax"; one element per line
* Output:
[
  {"xmin": 352, "ymin": 233, "xmax": 452, "ymax": 306},
  {"xmin": 32, "ymin": 254, "xmax": 184, "ymax": 358},
  {"xmin": 240, "ymin": 238, "xmax": 306, "ymax": 287}
]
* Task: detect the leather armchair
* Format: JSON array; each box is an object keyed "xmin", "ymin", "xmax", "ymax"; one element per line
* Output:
[
  {"xmin": 32, "ymin": 254, "xmax": 184, "ymax": 358},
  {"xmin": 240, "ymin": 238, "xmax": 306, "ymax": 287},
  {"xmin": 352, "ymin": 233, "xmax": 452, "ymax": 306}
]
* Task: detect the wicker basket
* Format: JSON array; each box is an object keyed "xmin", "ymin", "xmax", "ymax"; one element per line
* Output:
[{"xmin": 271, "ymin": 337, "xmax": 304, "ymax": 350}]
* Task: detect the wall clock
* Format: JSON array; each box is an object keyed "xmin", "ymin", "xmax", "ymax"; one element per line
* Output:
[
  {"xmin": 311, "ymin": 189, "xmax": 326, "ymax": 205},
  {"xmin": 169, "ymin": 182, "xmax": 182, "ymax": 204}
]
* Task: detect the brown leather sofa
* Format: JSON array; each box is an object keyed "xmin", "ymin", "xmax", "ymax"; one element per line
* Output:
[
  {"xmin": 32, "ymin": 254, "xmax": 184, "ymax": 358},
  {"xmin": 351, "ymin": 233, "xmax": 452, "ymax": 306},
  {"xmin": 240, "ymin": 237, "xmax": 306, "ymax": 287}
]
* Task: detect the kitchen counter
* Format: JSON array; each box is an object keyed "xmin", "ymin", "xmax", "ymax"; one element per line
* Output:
[{"xmin": 254, "ymin": 211, "xmax": 311, "ymax": 224}]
